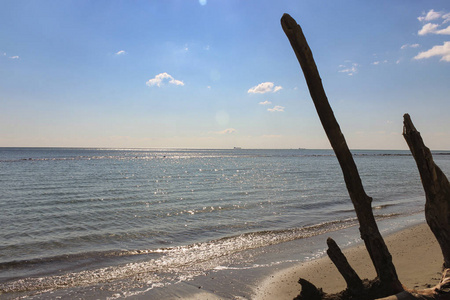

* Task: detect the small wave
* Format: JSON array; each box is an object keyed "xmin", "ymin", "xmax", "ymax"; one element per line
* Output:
[
  {"xmin": 0, "ymin": 156, "xmax": 96, "ymax": 163},
  {"xmin": 374, "ymin": 212, "xmax": 401, "ymax": 219},
  {"xmin": 0, "ymin": 210, "xmax": 410, "ymax": 295},
  {"xmin": 0, "ymin": 249, "xmax": 163, "ymax": 271},
  {"xmin": 352, "ymin": 153, "xmax": 412, "ymax": 157},
  {"xmin": 0, "ymin": 218, "xmax": 360, "ymax": 294},
  {"xmin": 373, "ymin": 204, "xmax": 395, "ymax": 210}
]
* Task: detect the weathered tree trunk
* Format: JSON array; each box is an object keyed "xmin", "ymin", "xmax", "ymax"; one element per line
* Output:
[
  {"xmin": 280, "ymin": 13, "xmax": 450, "ymax": 300},
  {"xmin": 280, "ymin": 13, "xmax": 403, "ymax": 295},
  {"xmin": 403, "ymin": 114, "xmax": 450, "ymax": 268}
]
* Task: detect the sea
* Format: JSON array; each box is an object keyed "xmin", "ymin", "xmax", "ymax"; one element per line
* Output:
[{"xmin": 1, "ymin": 147, "xmax": 449, "ymax": 299}]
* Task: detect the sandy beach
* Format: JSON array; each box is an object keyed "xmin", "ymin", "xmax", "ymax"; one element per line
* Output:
[{"xmin": 254, "ymin": 223, "xmax": 442, "ymax": 299}]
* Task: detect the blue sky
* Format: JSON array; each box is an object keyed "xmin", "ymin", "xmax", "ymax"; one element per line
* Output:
[{"xmin": 1, "ymin": 0, "xmax": 449, "ymax": 149}]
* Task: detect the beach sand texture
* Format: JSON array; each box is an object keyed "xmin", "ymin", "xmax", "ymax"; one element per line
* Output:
[{"xmin": 254, "ymin": 223, "xmax": 442, "ymax": 300}]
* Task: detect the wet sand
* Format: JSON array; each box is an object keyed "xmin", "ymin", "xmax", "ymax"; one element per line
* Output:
[{"xmin": 254, "ymin": 223, "xmax": 442, "ymax": 299}]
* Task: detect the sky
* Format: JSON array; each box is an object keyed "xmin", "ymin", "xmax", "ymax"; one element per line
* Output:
[{"xmin": 1, "ymin": 0, "xmax": 450, "ymax": 150}]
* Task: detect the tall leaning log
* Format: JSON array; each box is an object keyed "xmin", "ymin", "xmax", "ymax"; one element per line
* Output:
[
  {"xmin": 281, "ymin": 13, "xmax": 403, "ymax": 294},
  {"xmin": 403, "ymin": 114, "xmax": 450, "ymax": 268}
]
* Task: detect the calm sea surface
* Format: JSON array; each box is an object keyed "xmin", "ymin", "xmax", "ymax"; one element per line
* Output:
[{"xmin": 1, "ymin": 148, "xmax": 449, "ymax": 298}]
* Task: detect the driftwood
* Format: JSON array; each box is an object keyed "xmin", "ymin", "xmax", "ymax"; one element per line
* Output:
[
  {"xmin": 326, "ymin": 238, "xmax": 363, "ymax": 294},
  {"xmin": 281, "ymin": 13, "xmax": 450, "ymax": 300},
  {"xmin": 403, "ymin": 114, "xmax": 450, "ymax": 269}
]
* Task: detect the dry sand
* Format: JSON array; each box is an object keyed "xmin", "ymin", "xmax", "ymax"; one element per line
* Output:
[{"xmin": 254, "ymin": 223, "xmax": 442, "ymax": 299}]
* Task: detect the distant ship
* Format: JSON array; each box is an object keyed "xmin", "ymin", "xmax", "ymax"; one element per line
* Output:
[{"xmin": 233, "ymin": 147, "xmax": 242, "ymax": 150}]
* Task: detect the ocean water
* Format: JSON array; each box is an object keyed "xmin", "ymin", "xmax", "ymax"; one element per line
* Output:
[{"xmin": 0, "ymin": 148, "xmax": 449, "ymax": 299}]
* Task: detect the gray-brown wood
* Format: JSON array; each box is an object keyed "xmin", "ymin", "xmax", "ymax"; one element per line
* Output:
[
  {"xmin": 280, "ymin": 13, "xmax": 402, "ymax": 294},
  {"xmin": 326, "ymin": 238, "xmax": 363, "ymax": 293},
  {"xmin": 376, "ymin": 268, "xmax": 450, "ymax": 299},
  {"xmin": 294, "ymin": 279, "xmax": 324, "ymax": 300},
  {"xmin": 403, "ymin": 113, "xmax": 450, "ymax": 269}
]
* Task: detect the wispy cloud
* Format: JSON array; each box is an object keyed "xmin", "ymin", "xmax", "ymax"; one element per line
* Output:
[
  {"xmin": 115, "ymin": 50, "xmax": 127, "ymax": 55},
  {"xmin": 215, "ymin": 128, "xmax": 236, "ymax": 134},
  {"xmin": 267, "ymin": 105, "xmax": 285, "ymax": 112},
  {"xmin": 338, "ymin": 62, "xmax": 359, "ymax": 76},
  {"xmin": 258, "ymin": 100, "xmax": 272, "ymax": 105},
  {"xmin": 372, "ymin": 60, "xmax": 388, "ymax": 65},
  {"xmin": 401, "ymin": 43, "xmax": 420, "ymax": 49},
  {"xmin": 146, "ymin": 73, "xmax": 184, "ymax": 87},
  {"xmin": 444, "ymin": 13, "xmax": 450, "ymax": 24},
  {"xmin": 414, "ymin": 41, "xmax": 450, "ymax": 62},
  {"xmin": 418, "ymin": 9, "xmax": 442, "ymax": 22},
  {"xmin": 273, "ymin": 86, "xmax": 283, "ymax": 93},
  {"xmin": 3, "ymin": 52, "xmax": 20, "ymax": 59},
  {"xmin": 248, "ymin": 82, "xmax": 282, "ymax": 94}
]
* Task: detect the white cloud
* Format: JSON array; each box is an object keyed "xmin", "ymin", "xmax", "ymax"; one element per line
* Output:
[
  {"xmin": 401, "ymin": 43, "xmax": 420, "ymax": 49},
  {"xmin": 258, "ymin": 101, "xmax": 272, "ymax": 105},
  {"xmin": 371, "ymin": 60, "xmax": 388, "ymax": 65},
  {"xmin": 436, "ymin": 25, "xmax": 450, "ymax": 35},
  {"xmin": 338, "ymin": 62, "xmax": 359, "ymax": 76},
  {"xmin": 169, "ymin": 78, "xmax": 184, "ymax": 86},
  {"xmin": 9, "ymin": 56, "xmax": 19, "ymax": 59},
  {"xmin": 248, "ymin": 82, "xmax": 283, "ymax": 94},
  {"xmin": 443, "ymin": 13, "xmax": 450, "ymax": 24},
  {"xmin": 273, "ymin": 86, "xmax": 283, "ymax": 93},
  {"xmin": 414, "ymin": 10, "xmax": 450, "ymax": 63},
  {"xmin": 417, "ymin": 10, "xmax": 450, "ymax": 35},
  {"xmin": 115, "ymin": 50, "xmax": 126, "ymax": 55},
  {"xmin": 248, "ymin": 82, "xmax": 273, "ymax": 94},
  {"xmin": 418, "ymin": 9, "xmax": 442, "ymax": 22},
  {"xmin": 216, "ymin": 128, "xmax": 236, "ymax": 134},
  {"xmin": 414, "ymin": 41, "xmax": 450, "ymax": 62},
  {"xmin": 199, "ymin": 0, "xmax": 207, "ymax": 6},
  {"xmin": 146, "ymin": 73, "xmax": 184, "ymax": 87},
  {"xmin": 267, "ymin": 105, "xmax": 285, "ymax": 112},
  {"xmin": 418, "ymin": 23, "xmax": 440, "ymax": 35}
]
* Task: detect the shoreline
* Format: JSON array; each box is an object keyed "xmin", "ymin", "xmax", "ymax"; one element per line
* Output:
[
  {"xmin": 129, "ymin": 215, "xmax": 432, "ymax": 299},
  {"xmin": 253, "ymin": 222, "xmax": 442, "ymax": 299},
  {"xmin": 1, "ymin": 218, "xmax": 440, "ymax": 299}
]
